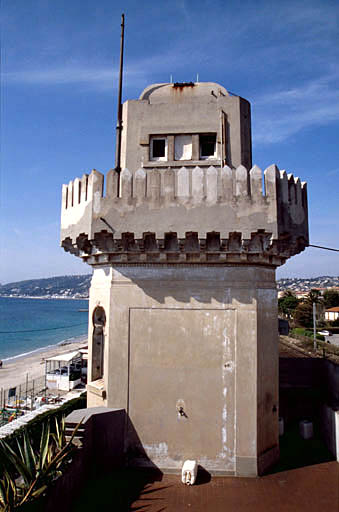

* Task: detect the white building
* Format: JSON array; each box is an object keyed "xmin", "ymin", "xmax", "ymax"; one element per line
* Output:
[
  {"xmin": 45, "ymin": 351, "xmax": 83, "ymax": 391},
  {"xmin": 325, "ymin": 307, "xmax": 339, "ymax": 322}
]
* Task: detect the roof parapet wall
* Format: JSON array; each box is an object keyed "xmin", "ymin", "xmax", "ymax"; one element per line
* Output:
[{"xmin": 61, "ymin": 165, "xmax": 308, "ymax": 267}]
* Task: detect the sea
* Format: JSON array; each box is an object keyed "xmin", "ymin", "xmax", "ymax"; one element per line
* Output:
[{"xmin": 0, "ymin": 297, "xmax": 89, "ymax": 361}]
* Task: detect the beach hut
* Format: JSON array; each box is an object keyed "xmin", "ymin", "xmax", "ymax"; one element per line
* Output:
[{"xmin": 45, "ymin": 351, "xmax": 82, "ymax": 391}]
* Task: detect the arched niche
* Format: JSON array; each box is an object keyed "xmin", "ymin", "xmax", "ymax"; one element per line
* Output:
[{"xmin": 92, "ymin": 306, "xmax": 106, "ymax": 381}]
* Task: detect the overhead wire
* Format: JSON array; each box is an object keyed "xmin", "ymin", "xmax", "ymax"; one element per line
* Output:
[{"xmin": 308, "ymin": 244, "xmax": 339, "ymax": 252}]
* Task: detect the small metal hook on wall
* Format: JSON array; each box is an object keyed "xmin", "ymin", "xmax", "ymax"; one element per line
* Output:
[
  {"xmin": 176, "ymin": 399, "xmax": 188, "ymax": 418},
  {"xmin": 177, "ymin": 406, "xmax": 188, "ymax": 418}
]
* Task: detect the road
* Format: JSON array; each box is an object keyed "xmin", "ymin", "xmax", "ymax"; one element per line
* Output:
[{"xmin": 325, "ymin": 333, "xmax": 339, "ymax": 347}]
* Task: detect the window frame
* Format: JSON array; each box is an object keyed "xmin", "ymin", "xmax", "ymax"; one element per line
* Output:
[{"xmin": 150, "ymin": 136, "xmax": 168, "ymax": 161}]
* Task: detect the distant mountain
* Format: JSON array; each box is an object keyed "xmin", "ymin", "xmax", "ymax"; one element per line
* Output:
[
  {"xmin": 1, "ymin": 274, "xmax": 338, "ymax": 299},
  {"xmin": 0, "ymin": 275, "xmax": 91, "ymax": 299}
]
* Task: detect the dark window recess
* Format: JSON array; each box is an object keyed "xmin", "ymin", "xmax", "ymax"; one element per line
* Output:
[
  {"xmin": 200, "ymin": 134, "xmax": 216, "ymax": 157},
  {"xmin": 152, "ymin": 139, "xmax": 166, "ymax": 158}
]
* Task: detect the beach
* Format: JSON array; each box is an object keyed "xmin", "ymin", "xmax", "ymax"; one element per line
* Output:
[{"xmin": 0, "ymin": 337, "xmax": 88, "ymax": 392}]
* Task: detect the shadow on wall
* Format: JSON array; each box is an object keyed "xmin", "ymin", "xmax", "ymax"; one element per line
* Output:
[
  {"xmin": 68, "ymin": 412, "xmax": 210, "ymax": 512},
  {"xmin": 279, "ymin": 357, "xmax": 339, "ymax": 406},
  {"xmin": 125, "ymin": 414, "xmax": 162, "ymax": 470},
  {"xmin": 34, "ymin": 409, "xmax": 164, "ymax": 512},
  {"xmin": 106, "ymin": 265, "xmax": 276, "ymax": 305},
  {"xmin": 268, "ymin": 420, "xmax": 335, "ymax": 475},
  {"xmin": 273, "ymin": 355, "xmax": 339, "ymax": 474}
]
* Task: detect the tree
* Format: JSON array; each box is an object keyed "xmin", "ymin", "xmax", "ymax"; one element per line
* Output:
[
  {"xmin": 294, "ymin": 289, "xmax": 324, "ymax": 328},
  {"xmin": 278, "ymin": 291, "xmax": 299, "ymax": 319},
  {"xmin": 304, "ymin": 288, "xmax": 322, "ymax": 306},
  {"xmin": 294, "ymin": 301, "xmax": 313, "ymax": 328},
  {"xmin": 323, "ymin": 289, "xmax": 339, "ymax": 310}
]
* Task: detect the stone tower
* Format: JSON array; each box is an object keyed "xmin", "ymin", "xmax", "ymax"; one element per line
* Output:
[{"xmin": 60, "ymin": 82, "xmax": 309, "ymax": 476}]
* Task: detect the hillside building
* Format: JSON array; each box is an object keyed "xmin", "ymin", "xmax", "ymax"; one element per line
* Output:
[{"xmin": 325, "ymin": 307, "xmax": 339, "ymax": 322}]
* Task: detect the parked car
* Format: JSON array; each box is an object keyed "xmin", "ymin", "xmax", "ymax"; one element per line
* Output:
[{"xmin": 317, "ymin": 330, "xmax": 331, "ymax": 336}]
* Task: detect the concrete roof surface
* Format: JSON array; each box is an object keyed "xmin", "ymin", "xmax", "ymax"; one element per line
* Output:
[
  {"xmin": 130, "ymin": 463, "xmax": 339, "ymax": 512},
  {"xmin": 72, "ymin": 462, "xmax": 338, "ymax": 512}
]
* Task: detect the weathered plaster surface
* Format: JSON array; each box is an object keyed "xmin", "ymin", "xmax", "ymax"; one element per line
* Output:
[{"xmin": 86, "ymin": 265, "xmax": 278, "ymax": 475}]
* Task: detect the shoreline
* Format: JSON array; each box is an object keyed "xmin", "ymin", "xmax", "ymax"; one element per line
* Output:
[
  {"xmin": 0, "ymin": 335, "xmax": 88, "ymax": 391},
  {"xmin": 0, "ymin": 295, "xmax": 89, "ymax": 300},
  {"xmin": 2, "ymin": 334, "xmax": 88, "ymax": 363}
]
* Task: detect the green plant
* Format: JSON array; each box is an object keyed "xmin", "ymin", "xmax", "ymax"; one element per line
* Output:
[
  {"xmin": 2, "ymin": 394, "xmax": 86, "ymax": 457},
  {"xmin": 294, "ymin": 289, "xmax": 325, "ymax": 328},
  {"xmin": 292, "ymin": 327, "xmax": 306, "ymax": 336},
  {"xmin": 291, "ymin": 328, "xmax": 324, "ymax": 341},
  {"xmin": 0, "ymin": 417, "xmax": 81, "ymax": 511},
  {"xmin": 278, "ymin": 291, "xmax": 299, "ymax": 319},
  {"xmin": 0, "ymin": 471, "xmax": 17, "ymax": 511},
  {"xmin": 323, "ymin": 289, "xmax": 339, "ymax": 309}
]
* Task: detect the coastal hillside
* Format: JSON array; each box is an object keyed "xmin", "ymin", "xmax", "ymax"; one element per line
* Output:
[
  {"xmin": 0, "ymin": 274, "xmax": 338, "ymax": 299},
  {"xmin": 277, "ymin": 275, "xmax": 339, "ymax": 292},
  {"xmin": 0, "ymin": 274, "xmax": 91, "ymax": 299}
]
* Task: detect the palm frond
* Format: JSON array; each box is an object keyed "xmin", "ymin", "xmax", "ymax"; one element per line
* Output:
[
  {"xmin": 23, "ymin": 430, "xmax": 37, "ymax": 480},
  {"xmin": 38, "ymin": 421, "xmax": 50, "ymax": 472},
  {"xmin": 0, "ymin": 440, "xmax": 32, "ymax": 488}
]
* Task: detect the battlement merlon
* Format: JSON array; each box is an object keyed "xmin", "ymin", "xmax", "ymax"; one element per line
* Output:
[{"xmin": 60, "ymin": 164, "xmax": 308, "ymax": 266}]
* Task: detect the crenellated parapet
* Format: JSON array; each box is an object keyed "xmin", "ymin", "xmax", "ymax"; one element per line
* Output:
[{"xmin": 61, "ymin": 164, "xmax": 308, "ymax": 267}]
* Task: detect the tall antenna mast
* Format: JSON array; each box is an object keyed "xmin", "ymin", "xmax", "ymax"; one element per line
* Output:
[{"xmin": 115, "ymin": 13, "xmax": 125, "ymax": 194}]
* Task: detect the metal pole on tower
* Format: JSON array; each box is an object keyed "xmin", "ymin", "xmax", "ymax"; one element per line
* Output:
[
  {"xmin": 115, "ymin": 14, "xmax": 125, "ymax": 196},
  {"xmin": 313, "ymin": 302, "xmax": 317, "ymax": 351}
]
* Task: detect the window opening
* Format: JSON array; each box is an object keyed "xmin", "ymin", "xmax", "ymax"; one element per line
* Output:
[
  {"xmin": 150, "ymin": 137, "xmax": 167, "ymax": 161},
  {"xmin": 200, "ymin": 134, "xmax": 216, "ymax": 159},
  {"xmin": 153, "ymin": 139, "xmax": 165, "ymax": 157}
]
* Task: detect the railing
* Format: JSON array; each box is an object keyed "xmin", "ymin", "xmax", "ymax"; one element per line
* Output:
[{"xmin": 0, "ymin": 375, "xmax": 47, "ymax": 427}]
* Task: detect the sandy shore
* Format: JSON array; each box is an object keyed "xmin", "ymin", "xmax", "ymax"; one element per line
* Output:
[{"xmin": 0, "ymin": 337, "xmax": 88, "ymax": 391}]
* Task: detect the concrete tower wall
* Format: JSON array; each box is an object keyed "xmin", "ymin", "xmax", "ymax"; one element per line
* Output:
[
  {"xmin": 60, "ymin": 81, "xmax": 309, "ymax": 477},
  {"xmin": 87, "ymin": 264, "xmax": 278, "ymax": 476}
]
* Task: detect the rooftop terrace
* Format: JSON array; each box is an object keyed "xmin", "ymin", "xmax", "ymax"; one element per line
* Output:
[{"xmin": 71, "ymin": 462, "xmax": 338, "ymax": 512}]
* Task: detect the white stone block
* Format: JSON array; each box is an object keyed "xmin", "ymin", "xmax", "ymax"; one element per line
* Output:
[
  {"xmin": 192, "ymin": 166, "xmax": 204, "ymax": 203},
  {"xmin": 181, "ymin": 459, "xmax": 198, "ymax": 485},
  {"xmin": 235, "ymin": 165, "xmax": 248, "ymax": 197},
  {"xmin": 177, "ymin": 167, "xmax": 190, "ymax": 198},
  {"xmin": 206, "ymin": 166, "xmax": 218, "ymax": 203},
  {"xmin": 249, "ymin": 165, "xmax": 263, "ymax": 199}
]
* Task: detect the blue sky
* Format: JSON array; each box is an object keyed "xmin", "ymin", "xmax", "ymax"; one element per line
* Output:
[{"xmin": 1, "ymin": 0, "xmax": 338, "ymax": 284}]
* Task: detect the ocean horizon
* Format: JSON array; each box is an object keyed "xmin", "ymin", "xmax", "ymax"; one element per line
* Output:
[{"xmin": 0, "ymin": 297, "xmax": 89, "ymax": 361}]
